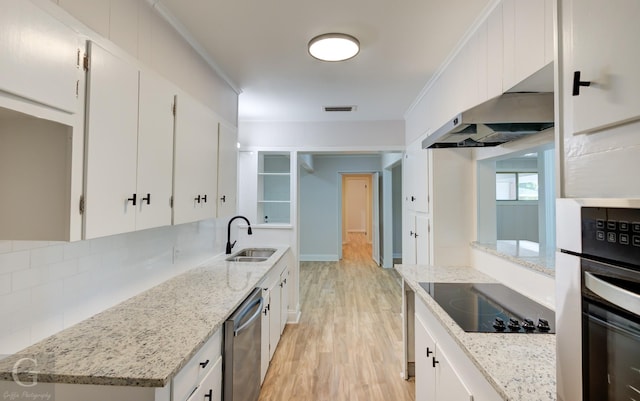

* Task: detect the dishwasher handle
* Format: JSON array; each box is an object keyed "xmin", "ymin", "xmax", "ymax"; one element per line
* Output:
[{"xmin": 234, "ymin": 296, "xmax": 264, "ymax": 336}]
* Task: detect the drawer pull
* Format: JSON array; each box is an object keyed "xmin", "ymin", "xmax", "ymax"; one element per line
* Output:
[
  {"xmin": 204, "ymin": 389, "xmax": 213, "ymax": 401},
  {"xmin": 199, "ymin": 359, "xmax": 210, "ymax": 369}
]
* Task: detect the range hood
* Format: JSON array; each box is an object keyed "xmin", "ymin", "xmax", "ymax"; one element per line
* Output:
[{"xmin": 421, "ymin": 92, "xmax": 554, "ymax": 149}]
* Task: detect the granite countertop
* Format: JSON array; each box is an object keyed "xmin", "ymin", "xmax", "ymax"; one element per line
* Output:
[
  {"xmin": 395, "ymin": 264, "xmax": 556, "ymax": 401},
  {"xmin": 0, "ymin": 246, "xmax": 290, "ymax": 387},
  {"xmin": 472, "ymin": 240, "xmax": 556, "ymax": 277}
]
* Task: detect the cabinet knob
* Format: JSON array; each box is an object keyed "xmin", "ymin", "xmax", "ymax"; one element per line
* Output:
[
  {"xmin": 127, "ymin": 193, "xmax": 137, "ymax": 206},
  {"xmin": 414, "ymin": 232, "xmax": 419, "ymax": 238},
  {"xmin": 411, "ymin": 196, "xmax": 416, "ymax": 202},
  {"xmin": 432, "ymin": 357, "xmax": 439, "ymax": 368},
  {"xmin": 409, "ymin": 231, "xmax": 414, "ymax": 237},
  {"xmin": 142, "ymin": 193, "xmax": 151, "ymax": 205},
  {"xmin": 220, "ymin": 195, "xmax": 226, "ymax": 203},
  {"xmin": 199, "ymin": 359, "xmax": 210, "ymax": 369},
  {"xmin": 204, "ymin": 389, "xmax": 213, "ymax": 401},
  {"xmin": 572, "ymin": 71, "xmax": 592, "ymax": 96}
]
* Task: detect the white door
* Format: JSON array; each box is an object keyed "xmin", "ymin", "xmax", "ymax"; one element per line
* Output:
[
  {"xmin": 136, "ymin": 71, "xmax": 175, "ymax": 230},
  {"xmin": 216, "ymin": 122, "xmax": 238, "ymax": 218},
  {"xmin": 435, "ymin": 346, "xmax": 474, "ymax": 401},
  {"xmin": 0, "ymin": 0, "xmax": 80, "ymax": 113},
  {"xmin": 173, "ymin": 93, "xmax": 219, "ymax": 224},
  {"xmin": 415, "ymin": 314, "xmax": 437, "ymax": 401},
  {"xmin": 84, "ymin": 41, "xmax": 138, "ymax": 239},
  {"xmin": 415, "ymin": 214, "xmax": 431, "ymax": 265},
  {"xmin": 566, "ymin": 0, "xmax": 640, "ymax": 134},
  {"xmin": 371, "ymin": 172, "xmax": 381, "ymax": 265}
]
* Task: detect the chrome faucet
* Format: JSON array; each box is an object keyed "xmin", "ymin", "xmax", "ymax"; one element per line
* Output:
[{"xmin": 226, "ymin": 215, "xmax": 253, "ymax": 254}]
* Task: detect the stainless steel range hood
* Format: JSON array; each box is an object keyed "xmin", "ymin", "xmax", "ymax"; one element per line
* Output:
[{"xmin": 421, "ymin": 92, "xmax": 554, "ymax": 149}]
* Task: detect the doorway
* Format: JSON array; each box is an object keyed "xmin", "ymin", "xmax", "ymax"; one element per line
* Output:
[{"xmin": 341, "ymin": 173, "xmax": 380, "ymax": 265}]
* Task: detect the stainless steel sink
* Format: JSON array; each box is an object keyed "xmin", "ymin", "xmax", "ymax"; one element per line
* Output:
[{"xmin": 225, "ymin": 248, "xmax": 276, "ymax": 262}]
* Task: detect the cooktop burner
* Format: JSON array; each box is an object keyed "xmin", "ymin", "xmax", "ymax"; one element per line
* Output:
[{"xmin": 418, "ymin": 282, "xmax": 555, "ymax": 333}]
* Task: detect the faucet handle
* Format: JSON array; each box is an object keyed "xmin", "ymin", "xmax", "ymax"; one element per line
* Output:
[{"xmin": 231, "ymin": 240, "xmax": 237, "ymax": 250}]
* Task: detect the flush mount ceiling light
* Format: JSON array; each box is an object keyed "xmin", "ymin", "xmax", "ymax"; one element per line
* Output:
[{"xmin": 308, "ymin": 33, "xmax": 360, "ymax": 62}]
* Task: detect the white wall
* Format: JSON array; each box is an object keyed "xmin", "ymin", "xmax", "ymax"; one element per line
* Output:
[
  {"xmin": 238, "ymin": 120, "xmax": 404, "ymax": 150},
  {"xmin": 299, "ymin": 155, "xmax": 382, "ymax": 261}
]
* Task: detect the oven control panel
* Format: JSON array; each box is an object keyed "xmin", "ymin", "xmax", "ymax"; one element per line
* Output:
[{"xmin": 582, "ymin": 207, "xmax": 640, "ymax": 267}]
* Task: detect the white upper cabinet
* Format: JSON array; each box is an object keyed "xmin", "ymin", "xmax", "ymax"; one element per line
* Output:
[
  {"xmin": 84, "ymin": 42, "xmax": 175, "ymax": 239},
  {"xmin": 84, "ymin": 41, "xmax": 139, "ymax": 239},
  {"xmin": 0, "ymin": 0, "xmax": 81, "ymax": 113},
  {"xmin": 502, "ymin": 0, "xmax": 552, "ymax": 91},
  {"xmin": 404, "ymin": 141, "xmax": 429, "ymax": 214},
  {"xmin": 216, "ymin": 122, "xmax": 238, "ymax": 218},
  {"xmin": 486, "ymin": 4, "xmax": 504, "ymax": 99},
  {"xmin": 135, "ymin": 71, "xmax": 176, "ymax": 231},
  {"xmin": 563, "ymin": 0, "xmax": 640, "ymax": 134},
  {"xmin": 173, "ymin": 93, "xmax": 219, "ymax": 225}
]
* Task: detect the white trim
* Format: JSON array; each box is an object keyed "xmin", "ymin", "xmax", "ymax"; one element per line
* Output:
[
  {"xmin": 300, "ymin": 254, "xmax": 339, "ymax": 261},
  {"xmin": 145, "ymin": 0, "xmax": 242, "ymax": 94}
]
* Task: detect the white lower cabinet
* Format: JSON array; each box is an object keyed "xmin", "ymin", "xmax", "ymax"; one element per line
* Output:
[
  {"xmin": 415, "ymin": 314, "xmax": 472, "ymax": 401},
  {"xmin": 172, "ymin": 328, "xmax": 222, "ymax": 401},
  {"xmin": 404, "ymin": 212, "xmax": 431, "ymax": 265},
  {"xmin": 415, "ymin": 296, "xmax": 501, "ymax": 401},
  {"xmin": 260, "ymin": 256, "xmax": 290, "ymax": 383},
  {"xmin": 185, "ymin": 356, "xmax": 222, "ymax": 401}
]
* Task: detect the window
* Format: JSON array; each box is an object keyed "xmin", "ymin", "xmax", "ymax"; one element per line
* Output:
[{"xmin": 496, "ymin": 172, "xmax": 538, "ymax": 201}]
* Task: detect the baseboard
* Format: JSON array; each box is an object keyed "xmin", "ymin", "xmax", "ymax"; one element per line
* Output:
[
  {"xmin": 287, "ymin": 308, "xmax": 301, "ymax": 324},
  {"xmin": 299, "ymin": 254, "xmax": 339, "ymax": 261}
]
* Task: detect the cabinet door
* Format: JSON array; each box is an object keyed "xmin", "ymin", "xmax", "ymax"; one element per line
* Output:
[
  {"xmin": 268, "ymin": 280, "xmax": 282, "ymax": 361},
  {"xmin": 136, "ymin": 71, "xmax": 175, "ymax": 230},
  {"xmin": 415, "ymin": 314, "xmax": 437, "ymax": 401},
  {"xmin": 435, "ymin": 346, "xmax": 473, "ymax": 401},
  {"xmin": 173, "ymin": 93, "xmax": 218, "ymax": 224},
  {"xmin": 404, "ymin": 143, "xmax": 429, "ymax": 213},
  {"xmin": 403, "ymin": 212, "xmax": 417, "ymax": 265},
  {"xmin": 415, "ymin": 214, "xmax": 431, "ymax": 265},
  {"xmin": 279, "ymin": 267, "xmax": 289, "ymax": 335},
  {"xmin": 84, "ymin": 41, "xmax": 138, "ymax": 239},
  {"xmin": 260, "ymin": 287, "xmax": 270, "ymax": 384},
  {"xmin": 0, "ymin": 0, "xmax": 80, "ymax": 113},
  {"xmin": 503, "ymin": 0, "xmax": 547, "ymax": 91},
  {"xmin": 566, "ymin": 0, "xmax": 640, "ymax": 134},
  {"xmin": 216, "ymin": 122, "xmax": 238, "ymax": 218}
]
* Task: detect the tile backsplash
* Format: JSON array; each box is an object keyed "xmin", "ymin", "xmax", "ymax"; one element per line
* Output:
[{"xmin": 0, "ymin": 219, "xmax": 226, "ymax": 355}]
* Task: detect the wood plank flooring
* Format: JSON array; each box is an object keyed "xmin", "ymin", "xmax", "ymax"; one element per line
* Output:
[{"xmin": 258, "ymin": 233, "xmax": 415, "ymax": 401}]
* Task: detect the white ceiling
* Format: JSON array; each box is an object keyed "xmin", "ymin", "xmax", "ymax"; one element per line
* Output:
[{"xmin": 156, "ymin": 0, "xmax": 493, "ymax": 123}]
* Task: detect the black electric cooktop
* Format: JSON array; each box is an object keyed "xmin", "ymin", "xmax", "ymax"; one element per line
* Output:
[{"xmin": 418, "ymin": 282, "xmax": 555, "ymax": 333}]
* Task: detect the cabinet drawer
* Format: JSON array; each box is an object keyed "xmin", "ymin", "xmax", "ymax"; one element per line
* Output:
[
  {"xmin": 186, "ymin": 356, "xmax": 222, "ymax": 401},
  {"xmin": 173, "ymin": 329, "xmax": 222, "ymax": 401}
]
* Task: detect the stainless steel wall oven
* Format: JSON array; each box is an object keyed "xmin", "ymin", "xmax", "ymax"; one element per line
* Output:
[{"xmin": 557, "ymin": 200, "xmax": 640, "ymax": 401}]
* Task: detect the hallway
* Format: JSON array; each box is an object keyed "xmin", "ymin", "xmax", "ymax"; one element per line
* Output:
[{"xmin": 258, "ymin": 233, "xmax": 414, "ymax": 401}]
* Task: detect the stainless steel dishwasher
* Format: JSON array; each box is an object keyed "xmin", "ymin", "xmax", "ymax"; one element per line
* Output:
[{"xmin": 224, "ymin": 287, "xmax": 263, "ymax": 401}]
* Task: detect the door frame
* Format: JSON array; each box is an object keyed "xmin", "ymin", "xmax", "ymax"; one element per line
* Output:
[{"xmin": 338, "ymin": 171, "xmax": 380, "ymax": 262}]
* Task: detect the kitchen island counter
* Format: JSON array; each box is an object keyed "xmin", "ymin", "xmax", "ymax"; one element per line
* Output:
[{"xmin": 395, "ymin": 264, "xmax": 556, "ymax": 401}]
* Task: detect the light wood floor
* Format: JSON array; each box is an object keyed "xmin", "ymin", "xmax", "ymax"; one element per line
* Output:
[{"xmin": 258, "ymin": 233, "xmax": 415, "ymax": 401}]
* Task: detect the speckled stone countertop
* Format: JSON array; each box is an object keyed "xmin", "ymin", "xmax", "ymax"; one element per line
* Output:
[
  {"xmin": 395, "ymin": 264, "xmax": 556, "ymax": 401},
  {"xmin": 0, "ymin": 246, "xmax": 289, "ymax": 387},
  {"xmin": 472, "ymin": 240, "xmax": 556, "ymax": 277}
]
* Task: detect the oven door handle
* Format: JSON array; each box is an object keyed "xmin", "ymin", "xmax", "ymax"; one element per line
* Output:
[{"xmin": 585, "ymin": 272, "xmax": 640, "ymax": 316}]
